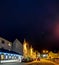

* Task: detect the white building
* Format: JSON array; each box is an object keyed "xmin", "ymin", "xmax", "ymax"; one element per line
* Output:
[
  {"xmin": 12, "ymin": 39, "xmax": 23, "ymax": 55},
  {"xmin": 0, "ymin": 37, "xmax": 12, "ymax": 51},
  {"xmin": 0, "ymin": 37, "xmax": 23, "ymax": 63}
]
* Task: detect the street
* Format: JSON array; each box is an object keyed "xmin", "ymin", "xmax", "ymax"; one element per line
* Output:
[
  {"xmin": 0, "ymin": 62, "xmax": 25, "ymax": 65},
  {"xmin": 26, "ymin": 62, "xmax": 54, "ymax": 65},
  {"xmin": 25, "ymin": 59, "xmax": 55, "ymax": 65},
  {"xmin": 0, "ymin": 59, "xmax": 59, "ymax": 65},
  {"xmin": 0, "ymin": 62, "xmax": 55, "ymax": 65}
]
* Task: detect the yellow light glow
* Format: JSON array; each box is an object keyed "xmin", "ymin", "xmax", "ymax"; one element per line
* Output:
[
  {"xmin": 1, "ymin": 55, "xmax": 4, "ymax": 60},
  {"xmin": 8, "ymin": 43, "xmax": 11, "ymax": 46},
  {"xmin": 30, "ymin": 47, "xmax": 33, "ymax": 56},
  {"xmin": 23, "ymin": 43, "xmax": 27, "ymax": 50},
  {"xmin": 43, "ymin": 50, "xmax": 45, "ymax": 53},
  {"xmin": 23, "ymin": 41, "xmax": 28, "ymax": 58},
  {"xmin": 46, "ymin": 50, "xmax": 48, "ymax": 53}
]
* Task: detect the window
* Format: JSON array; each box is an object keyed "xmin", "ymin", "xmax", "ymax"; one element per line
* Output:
[
  {"xmin": 1, "ymin": 40, "xmax": 5, "ymax": 44},
  {"xmin": 8, "ymin": 43, "xmax": 11, "ymax": 46},
  {"xmin": 1, "ymin": 54, "xmax": 4, "ymax": 60}
]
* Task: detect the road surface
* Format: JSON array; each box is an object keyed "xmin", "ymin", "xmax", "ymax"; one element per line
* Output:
[
  {"xmin": 0, "ymin": 59, "xmax": 59, "ymax": 65},
  {"xmin": 25, "ymin": 59, "xmax": 59, "ymax": 65}
]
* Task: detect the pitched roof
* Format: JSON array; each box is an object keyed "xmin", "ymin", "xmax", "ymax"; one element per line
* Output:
[
  {"xmin": 13, "ymin": 38, "xmax": 22, "ymax": 45},
  {"xmin": 0, "ymin": 48, "xmax": 22, "ymax": 55},
  {"xmin": 0, "ymin": 37, "xmax": 12, "ymax": 43}
]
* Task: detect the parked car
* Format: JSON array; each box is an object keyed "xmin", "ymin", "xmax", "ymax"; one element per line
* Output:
[
  {"xmin": 21, "ymin": 57, "xmax": 33, "ymax": 62},
  {"xmin": 22, "ymin": 58, "xmax": 27, "ymax": 62}
]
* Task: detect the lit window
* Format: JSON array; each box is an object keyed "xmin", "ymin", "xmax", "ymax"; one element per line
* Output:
[
  {"xmin": 43, "ymin": 50, "xmax": 45, "ymax": 53},
  {"xmin": 9, "ymin": 56, "xmax": 11, "ymax": 59},
  {"xmin": 46, "ymin": 50, "xmax": 48, "ymax": 53},
  {"xmin": 1, "ymin": 55, "xmax": 4, "ymax": 60},
  {"xmin": 12, "ymin": 56, "xmax": 14, "ymax": 59},
  {"xmin": 5, "ymin": 55, "xmax": 8, "ymax": 59},
  {"xmin": 8, "ymin": 43, "xmax": 11, "ymax": 46},
  {"xmin": 15, "ymin": 56, "xmax": 16, "ymax": 59}
]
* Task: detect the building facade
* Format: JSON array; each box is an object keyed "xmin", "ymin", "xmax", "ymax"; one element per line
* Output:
[
  {"xmin": 0, "ymin": 49, "xmax": 22, "ymax": 63},
  {"xmin": 0, "ymin": 37, "xmax": 23, "ymax": 63},
  {"xmin": 12, "ymin": 39, "xmax": 23, "ymax": 55},
  {"xmin": 0, "ymin": 37, "xmax": 12, "ymax": 51},
  {"xmin": 0, "ymin": 37, "xmax": 23, "ymax": 55}
]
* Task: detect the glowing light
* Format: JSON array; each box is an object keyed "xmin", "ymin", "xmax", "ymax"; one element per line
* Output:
[
  {"xmin": 5, "ymin": 55, "xmax": 8, "ymax": 59},
  {"xmin": 43, "ymin": 54, "xmax": 46, "ymax": 57},
  {"xmin": 53, "ymin": 22, "xmax": 59, "ymax": 40},
  {"xmin": 30, "ymin": 47, "xmax": 33, "ymax": 56},
  {"xmin": 23, "ymin": 43, "xmax": 27, "ymax": 50},
  {"xmin": 46, "ymin": 50, "xmax": 48, "ymax": 53},
  {"xmin": 23, "ymin": 40, "xmax": 28, "ymax": 58},
  {"xmin": 1, "ymin": 55, "xmax": 4, "ymax": 60},
  {"xmin": 43, "ymin": 50, "xmax": 45, "ymax": 53},
  {"xmin": 7, "ymin": 53, "xmax": 10, "ymax": 55},
  {"xmin": 43, "ymin": 54, "xmax": 48, "ymax": 58},
  {"xmin": 8, "ymin": 43, "xmax": 11, "ymax": 46},
  {"xmin": 11, "ymin": 54, "xmax": 13, "ymax": 56},
  {"xmin": 9, "ymin": 56, "xmax": 11, "ymax": 59}
]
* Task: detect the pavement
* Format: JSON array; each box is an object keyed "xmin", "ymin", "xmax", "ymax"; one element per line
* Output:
[
  {"xmin": 0, "ymin": 59, "xmax": 59, "ymax": 65},
  {"xmin": 0, "ymin": 62, "xmax": 25, "ymax": 65}
]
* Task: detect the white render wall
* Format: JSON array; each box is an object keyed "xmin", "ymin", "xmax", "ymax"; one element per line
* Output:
[
  {"xmin": 12, "ymin": 39, "xmax": 23, "ymax": 55},
  {"xmin": 0, "ymin": 37, "xmax": 12, "ymax": 51},
  {"xmin": 0, "ymin": 37, "xmax": 23, "ymax": 55}
]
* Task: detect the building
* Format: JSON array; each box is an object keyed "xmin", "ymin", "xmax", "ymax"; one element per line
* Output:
[
  {"xmin": 0, "ymin": 37, "xmax": 23, "ymax": 63},
  {"xmin": 0, "ymin": 37, "xmax": 12, "ymax": 51},
  {"xmin": 0, "ymin": 37, "xmax": 23, "ymax": 55},
  {"xmin": 12, "ymin": 39, "xmax": 23, "ymax": 55},
  {"xmin": 0, "ymin": 48, "xmax": 22, "ymax": 63},
  {"xmin": 48, "ymin": 51, "xmax": 59, "ymax": 59}
]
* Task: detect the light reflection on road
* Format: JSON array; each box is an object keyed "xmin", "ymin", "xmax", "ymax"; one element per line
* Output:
[
  {"xmin": 27, "ymin": 62, "xmax": 54, "ymax": 65},
  {"xmin": 25, "ymin": 59, "xmax": 56, "ymax": 65}
]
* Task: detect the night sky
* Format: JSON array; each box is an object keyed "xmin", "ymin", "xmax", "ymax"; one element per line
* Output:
[{"xmin": 0, "ymin": 0, "xmax": 59, "ymax": 51}]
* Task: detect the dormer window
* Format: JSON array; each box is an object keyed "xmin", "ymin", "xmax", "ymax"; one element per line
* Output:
[{"xmin": 1, "ymin": 40, "xmax": 5, "ymax": 44}]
